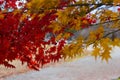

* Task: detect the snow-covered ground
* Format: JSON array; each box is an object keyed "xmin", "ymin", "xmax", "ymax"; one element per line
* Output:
[{"xmin": 1, "ymin": 46, "xmax": 120, "ymax": 80}]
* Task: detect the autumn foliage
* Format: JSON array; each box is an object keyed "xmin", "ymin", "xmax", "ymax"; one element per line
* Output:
[{"xmin": 0, "ymin": 0, "xmax": 120, "ymax": 70}]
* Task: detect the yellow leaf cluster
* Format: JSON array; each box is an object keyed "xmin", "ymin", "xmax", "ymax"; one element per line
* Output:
[
  {"xmin": 61, "ymin": 38, "xmax": 83, "ymax": 59},
  {"xmin": 87, "ymin": 27, "xmax": 104, "ymax": 43},
  {"xmin": 48, "ymin": 22, "xmax": 62, "ymax": 33},
  {"xmin": 90, "ymin": 37, "xmax": 113, "ymax": 61},
  {"xmin": 99, "ymin": 10, "xmax": 118, "ymax": 22},
  {"xmin": 112, "ymin": 38, "xmax": 120, "ymax": 46},
  {"xmin": 63, "ymin": 33, "xmax": 71, "ymax": 39},
  {"xmin": 27, "ymin": 0, "xmax": 44, "ymax": 13},
  {"xmin": 92, "ymin": 47, "xmax": 100, "ymax": 59},
  {"xmin": 111, "ymin": 12, "xmax": 119, "ymax": 20},
  {"xmin": 20, "ymin": 13, "xmax": 28, "ymax": 21},
  {"xmin": 88, "ymin": 31, "xmax": 97, "ymax": 42},
  {"xmin": 71, "ymin": 18, "xmax": 81, "ymax": 30},
  {"xmin": 101, "ymin": 50, "xmax": 111, "ymax": 62},
  {"xmin": 111, "ymin": 20, "xmax": 120, "ymax": 28},
  {"xmin": 27, "ymin": 0, "xmax": 58, "ymax": 13},
  {"xmin": 114, "ymin": 0, "xmax": 120, "ymax": 5},
  {"xmin": 99, "ymin": 38, "xmax": 112, "ymax": 61},
  {"xmin": 57, "ymin": 8, "xmax": 74, "ymax": 25},
  {"xmin": 100, "ymin": 38, "xmax": 111, "ymax": 49},
  {"xmin": 55, "ymin": 33, "xmax": 63, "ymax": 41},
  {"xmin": 57, "ymin": 10, "xmax": 69, "ymax": 25}
]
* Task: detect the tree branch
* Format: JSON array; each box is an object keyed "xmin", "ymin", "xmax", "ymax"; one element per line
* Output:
[
  {"xmin": 87, "ymin": 28, "xmax": 120, "ymax": 46},
  {"xmin": 67, "ymin": 3, "xmax": 115, "ymax": 7},
  {"xmin": 103, "ymin": 28, "xmax": 120, "ymax": 38},
  {"xmin": 1, "ymin": 3, "xmax": 119, "ymax": 13},
  {"xmin": 90, "ymin": 18, "xmax": 120, "ymax": 27},
  {"xmin": 50, "ymin": 3, "xmax": 120, "ymax": 9}
]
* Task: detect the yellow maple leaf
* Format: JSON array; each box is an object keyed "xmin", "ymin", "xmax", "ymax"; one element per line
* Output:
[
  {"xmin": 61, "ymin": 45, "xmax": 70, "ymax": 59},
  {"xmin": 91, "ymin": 47, "xmax": 100, "ymax": 59},
  {"xmin": 71, "ymin": 18, "xmax": 81, "ymax": 30},
  {"xmin": 57, "ymin": 10, "xmax": 69, "ymax": 25},
  {"xmin": 100, "ymin": 38, "xmax": 111, "ymax": 48},
  {"xmin": 28, "ymin": 0, "xmax": 44, "ymax": 8},
  {"xmin": 55, "ymin": 33, "xmax": 63, "ymax": 41},
  {"xmin": 53, "ymin": 25, "xmax": 61, "ymax": 33},
  {"xmin": 111, "ymin": 12, "xmax": 119, "ymax": 20},
  {"xmin": 77, "ymin": 48, "xmax": 83, "ymax": 55},
  {"xmin": 88, "ymin": 31, "xmax": 96, "ymax": 42},
  {"xmin": 57, "ymin": 8, "xmax": 74, "ymax": 25},
  {"xmin": 112, "ymin": 38, "xmax": 120, "ymax": 46},
  {"xmin": 63, "ymin": 33, "xmax": 71, "ymax": 39},
  {"xmin": 101, "ymin": 50, "xmax": 111, "ymax": 62},
  {"xmin": 27, "ymin": 0, "xmax": 45, "ymax": 13},
  {"xmin": 20, "ymin": 13, "xmax": 28, "ymax": 21}
]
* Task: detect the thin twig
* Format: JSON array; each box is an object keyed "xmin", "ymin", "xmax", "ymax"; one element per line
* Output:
[
  {"xmin": 1, "ymin": 3, "xmax": 120, "ymax": 14},
  {"xmin": 103, "ymin": 29, "xmax": 120, "ymax": 38},
  {"xmin": 87, "ymin": 28, "xmax": 120, "ymax": 46},
  {"xmin": 67, "ymin": 3, "xmax": 116, "ymax": 7},
  {"xmin": 51, "ymin": 3, "xmax": 119, "ymax": 9},
  {"xmin": 90, "ymin": 18, "xmax": 120, "ymax": 27}
]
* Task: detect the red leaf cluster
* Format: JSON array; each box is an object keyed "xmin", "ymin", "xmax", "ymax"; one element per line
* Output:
[{"xmin": 0, "ymin": 8, "xmax": 66, "ymax": 70}]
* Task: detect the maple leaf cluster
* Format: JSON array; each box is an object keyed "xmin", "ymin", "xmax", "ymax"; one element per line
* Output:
[
  {"xmin": 0, "ymin": 0, "xmax": 120, "ymax": 70},
  {"xmin": 0, "ymin": 10, "xmax": 66, "ymax": 70},
  {"xmin": 0, "ymin": 0, "xmax": 70, "ymax": 70}
]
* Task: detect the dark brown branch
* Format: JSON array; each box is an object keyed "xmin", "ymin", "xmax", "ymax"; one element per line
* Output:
[
  {"xmin": 87, "ymin": 28, "xmax": 120, "ymax": 46},
  {"xmin": 90, "ymin": 18, "xmax": 120, "ymax": 27},
  {"xmin": 67, "ymin": 3, "xmax": 115, "ymax": 7},
  {"xmin": 1, "ymin": 3, "xmax": 119, "ymax": 13},
  {"xmin": 49, "ymin": 3, "xmax": 120, "ymax": 9},
  {"xmin": 103, "ymin": 29, "xmax": 120, "ymax": 38}
]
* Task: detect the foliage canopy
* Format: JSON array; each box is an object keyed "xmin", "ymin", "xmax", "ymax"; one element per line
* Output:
[{"xmin": 0, "ymin": 0, "xmax": 120, "ymax": 70}]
